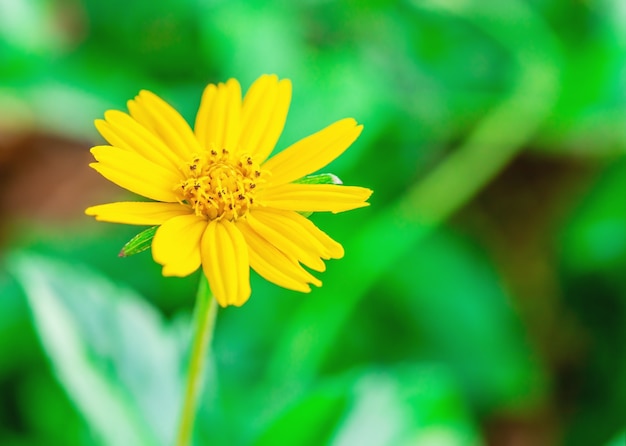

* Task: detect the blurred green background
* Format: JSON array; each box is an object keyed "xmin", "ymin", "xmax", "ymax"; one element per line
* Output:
[{"xmin": 1, "ymin": 0, "xmax": 626, "ymax": 445}]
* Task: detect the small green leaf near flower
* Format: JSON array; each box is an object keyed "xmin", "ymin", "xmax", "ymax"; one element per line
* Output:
[
  {"xmin": 120, "ymin": 226, "xmax": 158, "ymax": 257},
  {"xmin": 295, "ymin": 173, "xmax": 343, "ymax": 185}
]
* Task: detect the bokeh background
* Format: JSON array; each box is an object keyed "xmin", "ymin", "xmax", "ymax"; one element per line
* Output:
[{"xmin": 1, "ymin": 0, "xmax": 626, "ymax": 445}]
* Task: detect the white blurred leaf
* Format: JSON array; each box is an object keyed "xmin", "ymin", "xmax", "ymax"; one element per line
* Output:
[{"xmin": 9, "ymin": 252, "xmax": 186, "ymax": 446}]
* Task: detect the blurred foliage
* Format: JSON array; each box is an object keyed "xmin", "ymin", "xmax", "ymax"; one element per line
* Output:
[{"xmin": 2, "ymin": 0, "xmax": 626, "ymax": 445}]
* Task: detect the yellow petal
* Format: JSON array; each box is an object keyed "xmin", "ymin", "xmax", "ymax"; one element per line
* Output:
[
  {"xmin": 194, "ymin": 79, "xmax": 242, "ymax": 152},
  {"xmin": 246, "ymin": 210, "xmax": 326, "ymax": 272},
  {"xmin": 85, "ymin": 202, "xmax": 190, "ymax": 225},
  {"xmin": 90, "ymin": 145, "xmax": 181, "ymax": 202},
  {"xmin": 237, "ymin": 220, "xmax": 322, "ymax": 292},
  {"xmin": 271, "ymin": 209, "xmax": 344, "ymax": 258},
  {"xmin": 263, "ymin": 118, "xmax": 362, "ymax": 186},
  {"xmin": 194, "ymin": 83, "xmax": 217, "ymax": 147},
  {"xmin": 127, "ymin": 90, "xmax": 202, "ymax": 160},
  {"xmin": 259, "ymin": 183, "xmax": 372, "ymax": 214},
  {"xmin": 201, "ymin": 220, "xmax": 251, "ymax": 307},
  {"xmin": 252, "ymin": 208, "xmax": 343, "ymax": 259},
  {"xmin": 238, "ymin": 75, "xmax": 292, "ymax": 162},
  {"xmin": 96, "ymin": 110, "xmax": 182, "ymax": 171},
  {"xmin": 152, "ymin": 214, "xmax": 206, "ymax": 277}
]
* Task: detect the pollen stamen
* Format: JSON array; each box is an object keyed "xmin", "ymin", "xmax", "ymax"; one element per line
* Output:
[{"xmin": 176, "ymin": 148, "xmax": 265, "ymax": 221}]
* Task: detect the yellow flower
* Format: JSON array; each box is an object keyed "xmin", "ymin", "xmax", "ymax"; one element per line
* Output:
[{"xmin": 85, "ymin": 74, "xmax": 372, "ymax": 307}]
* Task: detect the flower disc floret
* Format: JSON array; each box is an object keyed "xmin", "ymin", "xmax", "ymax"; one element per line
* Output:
[{"xmin": 177, "ymin": 148, "xmax": 265, "ymax": 221}]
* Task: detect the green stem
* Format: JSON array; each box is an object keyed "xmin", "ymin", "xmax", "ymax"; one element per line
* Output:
[{"xmin": 175, "ymin": 276, "xmax": 218, "ymax": 446}]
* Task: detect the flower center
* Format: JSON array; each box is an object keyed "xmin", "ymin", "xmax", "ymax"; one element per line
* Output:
[{"xmin": 177, "ymin": 148, "xmax": 264, "ymax": 221}]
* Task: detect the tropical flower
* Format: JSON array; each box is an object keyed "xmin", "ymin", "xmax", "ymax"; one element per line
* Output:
[{"xmin": 86, "ymin": 74, "xmax": 372, "ymax": 307}]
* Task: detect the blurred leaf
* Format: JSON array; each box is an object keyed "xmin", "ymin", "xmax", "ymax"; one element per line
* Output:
[
  {"xmin": 335, "ymin": 366, "xmax": 482, "ymax": 446},
  {"xmin": 198, "ymin": 4, "xmax": 304, "ymax": 84},
  {"xmin": 0, "ymin": 0, "xmax": 67, "ymax": 56},
  {"xmin": 17, "ymin": 223, "xmax": 198, "ymax": 313},
  {"xmin": 253, "ymin": 380, "xmax": 350, "ymax": 446},
  {"xmin": 607, "ymin": 430, "xmax": 626, "ymax": 446},
  {"xmin": 120, "ymin": 226, "xmax": 158, "ymax": 257},
  {"xmin": 0, "ymin": 271, "xmax": 39, "ymax": 374},
  {"xmin": 18, "ymin": 370, "xmax": 88, "ymax": 445},
  {"xmin": 83, "ymin": 0, "xmax": 207, "ymax": 79},
  {"xmin": 385, "ymin": 230, "xmax": 547, "ymax": 410},
  {"xmin": 255, "ymin": 365, "xmax": 482, "ymax": 446},
  {"xmin": 535, "ymin": 1, "xmax": 626, "ymax": 155},
  {"xmin": 558, "ymin": 160, "xmax": 626, "ymax": 445},
  {"xmin": 561, "ymin": 159, "xmax": 626, "ymax": 272},
  {"xmin": 8, "ymin": 252, "xmax": 186, "ymax": 446}
]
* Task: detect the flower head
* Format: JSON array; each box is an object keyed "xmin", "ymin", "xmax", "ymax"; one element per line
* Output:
[{"xmin": 86, "ymin": 75, "xmax": 372, "ymax": 307}]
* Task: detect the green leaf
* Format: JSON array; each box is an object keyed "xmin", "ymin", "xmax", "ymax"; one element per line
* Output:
[
  {"xmin": 333, "ymin": 366, "xmax": 482, "ymax": 446},
  {"xmin": 120, "ymin": 226, "xmax": 158, "ymax": 257},
  {"xmin": 294, "ymin": 173, "xmax": 343, "ymax": 185},
  {"xmin": 607, "ymin": 430, "xmax": 626, "ymax": 446},
  {"xmin": 8, "ymin": 252, "xmax": 186, "ymax": 446},
  {"xmin": 255, "ymin": 365, "xmax": 482, "ymax": 446},
  {"xmin": 0, "ymin": 0, "xmax": 67, "ymax": 56},
  {"xmin": 253, "ymin": 382, "xmax": 350, "ymax": 446},
  {"xmin": 386, "ymin": 230, "xmax": 547, "ymax": 410},
  {"xmin": 0, "ymin": 270, "xmax": 38, "ymax": 374},
  {"xmin": 561, "ymin": 159, "xmax": 626, "ymax": 272}
]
